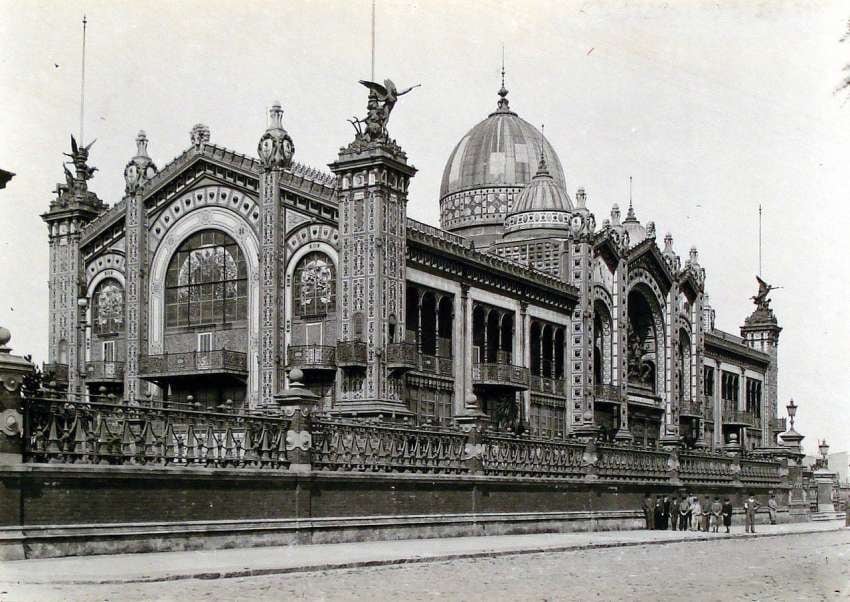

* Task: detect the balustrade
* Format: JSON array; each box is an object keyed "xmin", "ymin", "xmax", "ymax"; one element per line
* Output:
[
  {"xmin": 593, "ymin": 383, "xmax": 620, "ymax": 404},
  {"xmin": 386, "ymin": 342, "xmax": 417, "ymax": 371},
  {"xmin": 679, "ymin": 450, "xmax": 735, "ymax": 484},
  {"xmin": 472, "ymin": 363, "xmax": 529, "ymax": 390},
  {"xmin": 311, "ymin": 418, "xmax": 466, "ymax": 474},
  {"xmin": 596, "ymin": 444, "xmax": 669, "ymax": 482},
  {"xmin": 417, "ymin": 354, "xmax": 454, "ymax": 377},
  {"xmin": 678, "ymin": 399, "xmax": 703, "ymax": 418},
  {"xmin": 479, "ymin": 434, "xmax": 584, "ymax": 478},
  {"xmin": 530, "ymin": 376, "xmax": 565, "ymax": 395},
  {"xmin": 84, "ymin": 361, "xmax": 125, "ymax": 382},
  {"xmin": 18, "ymin": 393, "xmax": 787, "ymax": 488},
  {"xmin": 722, "ymin": 409, "xmax": 756, "ymax": 427},
  {"xmin": 286, "ymin": 345, "xmax": 336, "ymax": 371},
  {"xmin": 336, "ymin": 340, "xmax": 367, "ymax": 368},
  {"xmin": 23, "ymin": 396, "xmax": 290, "ymax": 468},
  {"xmin": 138, "ymin": 349, "xmax": 247, "ymax": 377}
]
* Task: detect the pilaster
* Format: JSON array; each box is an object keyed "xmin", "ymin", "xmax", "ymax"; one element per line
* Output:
[
  {"xmin": 256, "ymin": 103, "xmax": 294, "ymax": 408},
  {"xmin": 123, "ymin": 132, "xmax": 158, "ymax": 402}
]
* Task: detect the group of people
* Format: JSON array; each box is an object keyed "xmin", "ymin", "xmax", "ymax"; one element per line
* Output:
[{"xmin": 642, "ymin": 493, "xmax": 778, "ymax": 534}]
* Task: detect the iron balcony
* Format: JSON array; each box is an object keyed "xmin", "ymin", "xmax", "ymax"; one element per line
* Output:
[
  {"xmin": 286, "ymin": 345, "xmax": 336, "ymax": 372},
  {"xmin": 472, "ymin": 362, "xmax": 530, "ymax": 391},
  {"xmin": 138, "ymin": 349, "xmax": 248, "ymax": 380},
  {"xmin": 84, "ymin": 360, "xmax": 125, "ymax": 383}
]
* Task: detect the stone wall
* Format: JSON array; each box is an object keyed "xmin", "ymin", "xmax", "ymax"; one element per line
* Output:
[{"xmin": 0, "ymin": 464, "xmax": 789, "ymax": 560}]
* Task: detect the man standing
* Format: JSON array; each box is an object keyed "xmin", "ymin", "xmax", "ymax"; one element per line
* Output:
[
  {"xmin": 679, "ymin": 495, "xmax": 691, "ymax": 531},
  {"xmin": 691, "ymin": 495, "xmax": 703, "ymax": 531},
  {"xmin": 642, "ymin": 494, "xmax": 654, "ymax": 530},
  {"xmin": 767, "ymin": 494, "xmax": 778, "ymax": 525},
  {"xmin": 744, "ymin": 493, "xmax": 761, "ymax": 533},
  {"xmin": 702, "ymin": 496, "xmax": 712, "ymax": 532},
  {"xmin": 722, "ymin": 497, "xmax": 734, "ymax": 533},
  {"xmin": 670, "ymin": 495, "xmax": 679, "ymax": 531},
  {"xmin": 710, "ymin": 496, "xmax": 723, "ymax": 533}
]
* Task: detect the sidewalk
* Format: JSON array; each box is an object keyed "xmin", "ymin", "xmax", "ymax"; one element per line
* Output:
[{"xmin": 0, "ymin": 520, "xmax": 845, "ymax": 586}]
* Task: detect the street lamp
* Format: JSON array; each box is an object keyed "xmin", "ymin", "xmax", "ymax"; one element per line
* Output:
[
  {"xmin": 819, "ymin": 439, "xmax": 830, "ymax": 469},
  {"xmin": 786, "ymin": 398, "xmax": 797, "ymax": 430},
  {"xmin": 77, "ymin": 296, "xmax": 88, "ymax": 400}
]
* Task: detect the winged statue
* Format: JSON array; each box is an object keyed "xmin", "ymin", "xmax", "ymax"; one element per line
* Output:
[
  {"xmin": 64, "ymin": 135, "xmax": 98, "ymax": 181},
  {"xmin": 751, "ymin": 275, "xmax": 779, "ymax": 310},
  {"xmin": 352, "ymin": 79, "xmax": 420, "ymax": 142}
]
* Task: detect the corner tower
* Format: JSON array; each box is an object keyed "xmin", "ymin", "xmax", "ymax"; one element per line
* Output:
[
  {"xmin": 330, "ymin": 80, "xmax": 417, "ymax": 415},
  {"xmin": 42, "ymin": 137, "xmax": 106, "ymax": 397},
  {"xmin": 740, "ymin": 278, "xmax": 782, "ymax": 443}
]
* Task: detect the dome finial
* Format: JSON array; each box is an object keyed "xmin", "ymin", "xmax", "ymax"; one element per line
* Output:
[
  {"xmin": 497, "ymin": 44, "xmax": 510, "ymax": 111},
  {"xmin": 535, "ymin": 123, "xmax": 549, "ymax": 175}
]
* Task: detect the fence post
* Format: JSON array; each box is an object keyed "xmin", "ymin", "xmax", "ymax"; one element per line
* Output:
[
  {"xmin": 274, "ymin": 368, "xmax": 319, "ymax": 473},
  {"xmin": 461, "ymin": 419, "xmax": 487, "ymax": 475},
  {"xmin": 582, "ymin": 439, "xmax": 599, "ymax": 481},
  {"xmin": 0, "ymin": 327, "xmax": 33, "ymax": 464}
]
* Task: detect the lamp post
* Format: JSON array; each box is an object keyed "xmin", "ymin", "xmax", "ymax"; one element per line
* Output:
[
  {"xmin": 77, "ymin": 296, "xmax": 88, "ymax": 400},
  {"xmin": 818, "ymin": 438, "xmax": 830, "ymax": 470},
  {"xmin": 786, "ymin": 398, "xmax": 797, "ymax": 431}
]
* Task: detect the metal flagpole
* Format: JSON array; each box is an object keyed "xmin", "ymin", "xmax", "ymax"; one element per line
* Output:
[
  {"xmin": 80, "ymin": 14, "xmax": 87, "ymax": 145},
  {"xmin": 758, "ymin": 204, "xmax": 762, "ymax": 277},
  {"xmin": 371, "ymin": 0, "xmax": 375, "ymax": 80}
]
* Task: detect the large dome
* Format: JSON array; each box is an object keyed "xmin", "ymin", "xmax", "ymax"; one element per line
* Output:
[{"xmin": 438, "ymin": 86, "xmax": 568, "ymax": 248}]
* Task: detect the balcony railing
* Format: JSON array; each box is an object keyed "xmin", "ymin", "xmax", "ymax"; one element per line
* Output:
[
  {"xmin": 679, "ymin": 399, "xmax": 703, "ymax": 418},
  {"xmin": 42, "ymin": 363, "xmax": 70, "ymax": 385},
  {"xmin": 336, "ymin": 340, "xmax": 367, "ymax": 368},
  {"xmin": 286, "ymin": 345, "xmax": 336, "ymax": 371},
  {"xmin": 472, "ymin": 363, "xmax": 529, "ymax": 390},
  {"xmin": 593, "ymin": 384, "xmax": 621, "ymax": 404},
  {"xmin": 138, "ymin": 349, "xmax": 248, "ymax": 379},
  {"xmin": 770, "ymin": 417, "xmax": 787, "ymax": 432},
  {"xmin": 530, "ymin": 375, "xmax": 565, "ymax": 395},
  {"xmin": 386, "ymin": 342, "xmax": 417, "ymax": 371},
  {"xmin": 84, "ymin": 361, "xmax": 125, "ymax": 382},
  {"xmin": 417, "ymin": 354, "xmax": 454, "ymax": 377},
  {"xmin": 722, "ymin": 409, "xmax": 756, "ymax": 427}
]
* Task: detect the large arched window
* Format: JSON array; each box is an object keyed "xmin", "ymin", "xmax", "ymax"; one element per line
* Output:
[
  {"xmin": 92, "ymin": 279, "xmax": 124, "ymax": 335},
  {"xmin": 293, "ymin": 251, "xmax": 336, "ymax": 318},
  {"xmin": 165, "ymin": 230, "xmax": 247, "ymax": 327}
]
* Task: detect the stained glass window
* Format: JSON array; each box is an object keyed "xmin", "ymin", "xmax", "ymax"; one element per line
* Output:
[
  {"xmin": 293, "ymin": 252, "xmax": 335, "ymax": 318},
  {"xmin": 93, "ymin": 279, "xmax": 124, "ymax": 335},
  {"xmin": 165, "ymin": 230, "xmax": 247, "ymax": 327}
]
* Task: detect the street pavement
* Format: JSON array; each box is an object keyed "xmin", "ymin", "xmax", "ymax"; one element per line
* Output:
[{"xmin": 0, "ymin": 520, "xmax": 847, "ymax": 601}]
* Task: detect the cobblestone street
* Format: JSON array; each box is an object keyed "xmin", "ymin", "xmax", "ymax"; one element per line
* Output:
[{"xmin": 2, "ymin": 529, "xmax": 848, "ymax": 601}]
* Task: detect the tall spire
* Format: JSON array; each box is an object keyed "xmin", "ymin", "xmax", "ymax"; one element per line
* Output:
[{"xmin": 626, "ymin": 176, "xmax": 636, "ymax": 220}]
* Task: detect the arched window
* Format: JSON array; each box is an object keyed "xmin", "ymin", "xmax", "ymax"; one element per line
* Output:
[
  {"xmin": 165, "ymin": 230, "xmax": 247, "ymax": 327},
  {"xmin": 92, "ymin": 279, "xmax": 124, "ymax": 335},
  {"xmin": 293, "ymin": 252, "xmax": 336, "ymax": 318}
]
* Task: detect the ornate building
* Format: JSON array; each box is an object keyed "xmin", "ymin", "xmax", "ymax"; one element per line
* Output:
[{"xmin": 40, "ymin": 79, "xmax": 782, "ymax": 451}]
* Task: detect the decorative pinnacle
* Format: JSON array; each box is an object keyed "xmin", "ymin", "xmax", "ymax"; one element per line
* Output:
[
  {"xmin": 135, "ymin": 130, "xmax": 149, "ymax": 158},
  {"xmin": 269, "ymin": 101, "xmax": 284, "ymax": 130}
]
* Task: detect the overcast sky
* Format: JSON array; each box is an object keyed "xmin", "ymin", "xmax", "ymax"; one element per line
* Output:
[{"xmin": 1, "ymin": 0, "xmax": 848, "ymax": 456}]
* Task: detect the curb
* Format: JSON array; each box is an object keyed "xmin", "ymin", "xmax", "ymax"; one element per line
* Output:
[{"xmin": 4, "ymin": 524, "xmax": 846, "ymax": 586}]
